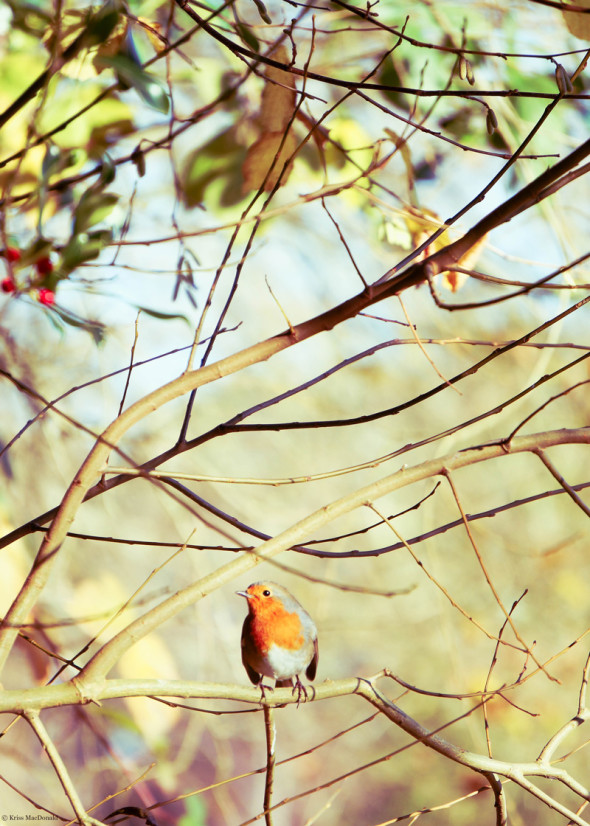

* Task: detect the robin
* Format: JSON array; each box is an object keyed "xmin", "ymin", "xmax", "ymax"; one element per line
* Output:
[{"xmin": 237, "ymin": 581, "xmax": 318, "ymax": 704}]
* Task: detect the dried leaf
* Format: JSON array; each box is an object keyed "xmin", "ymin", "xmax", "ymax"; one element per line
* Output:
[
  {"xmin": 385, "ymin": 128, "xmax": 415, "ymax": 200},
  {"xmin": 131, "ymin": 144, "xmax": 146, "ymax": 177},
  {"xmin": 242, "ymin": 131, "xmax": 298, "ymax": 192},
  {"xmin": 486, "ymin": 108, "xmax": 499, "ymax": 135},
  {"xmin": 458, "ymin": 55, "xmax": 468, "ymax": 80},
  {"xmin": 251, "ymin": 0, "xmax": 272, "ymax": 24},
  {"xmin": 260, "ymin": 47, "xmax": 296, "ymax": 131},
  {"xmin": 240, "ymin": 47, "xmax": 298, "ymax": 192},
  {"xmin": 554, "ymin": 63, "xmax": 574, "ymax": 94},
  {"xmin": 562, "ymin": 0, "xmax": 590, "ymax": 40},
  {"xmin": 296, "ymin": 109, "xmax": 330, "ymax": 172}
]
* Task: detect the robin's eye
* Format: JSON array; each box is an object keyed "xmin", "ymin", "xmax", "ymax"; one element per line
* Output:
[{"xmin": 262, "ymin": 589, "xmax": 271, "ymax": 597}]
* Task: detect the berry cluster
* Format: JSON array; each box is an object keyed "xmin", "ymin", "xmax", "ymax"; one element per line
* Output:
[{"xmin": 1, "ymin": 246, "xmax": 56, "ymax": 305}]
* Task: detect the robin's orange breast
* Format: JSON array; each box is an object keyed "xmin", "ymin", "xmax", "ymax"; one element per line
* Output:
[{"xmin": 248, "ymin": 603, "xmax": 305, "ymax": 654}]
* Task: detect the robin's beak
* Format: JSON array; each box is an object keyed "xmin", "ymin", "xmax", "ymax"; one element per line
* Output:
[{"xmin": 236, "ymin": 590, "xmax": 250, "ymax": 599}]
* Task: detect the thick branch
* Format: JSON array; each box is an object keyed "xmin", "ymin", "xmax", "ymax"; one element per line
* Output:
[{"xmin": 3, "ymin": 675, "xmax": 588, "ymax": 824}]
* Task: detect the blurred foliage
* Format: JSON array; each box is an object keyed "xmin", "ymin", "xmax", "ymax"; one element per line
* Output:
[{"xmin": 0, "ymin": 0, "xmax": 589, "ymax": 825}]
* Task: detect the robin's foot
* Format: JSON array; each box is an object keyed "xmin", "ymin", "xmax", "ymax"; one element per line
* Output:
[
  {"xmin": 291, "ymin": 676, "xmax": 308, "ymax": 707},
  {"xmin": 258, "ymin": 682, "xmax": 274, "ymax": 704}
]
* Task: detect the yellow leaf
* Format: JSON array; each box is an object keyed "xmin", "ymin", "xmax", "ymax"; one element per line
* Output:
[
  {"xmin": 441, "ymin": 269, "xmax": 467, "ymax": 292},
  {"xmin": 137, "ymin": 17, "xmax": 167, "ymax": 54},
  {"xmin": 442, "ymin": 232, "xmax": 489, "ymax": 292},
  {"xmin": 382, "ymin": 206, "xmax": 488, "ymax": 293}
]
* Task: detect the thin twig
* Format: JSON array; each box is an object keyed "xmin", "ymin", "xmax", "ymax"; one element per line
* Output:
[
  {"xmin": 117, "ymin": 312, "xmax": 142, "ymax": 417},
  {"xmin": 397, "ymin": 294, "xmax": 461, "ymax": 393},
  {"xmin": 365, "ymin": 502, "xmax": 524, "ymax": 651},
  {"xmin": 443, "ymin": 469, "xmax": 557, "ymax": 682},
  {"xmin": 533, "ymin": 449, "xmax": 590, "ymax": 518}
]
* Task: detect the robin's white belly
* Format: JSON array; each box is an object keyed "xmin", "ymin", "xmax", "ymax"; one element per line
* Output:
[{"xmin": 260, "ymin": 642, "xmax": 311, "ymax": 682}]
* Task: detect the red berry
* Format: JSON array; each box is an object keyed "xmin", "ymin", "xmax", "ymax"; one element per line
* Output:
[
  {"xmin": 35, "ymin": 255, "xmax": 53, "ymax": 276},
  {"xmin": 3, "ymin": 247, "xmax": 20, "ymax": 263},
  {"xmin": 1, "ymin": 277, "xmax": 16, "ymax": 293},
  {"xmin": 37, "ymin": 288, "xmax": 55, "ymax": 305}
]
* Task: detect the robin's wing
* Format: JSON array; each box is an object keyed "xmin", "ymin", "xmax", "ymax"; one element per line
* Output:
[
  {"xmin": 243, "ymin": 657, "xmax": 262, "ymax": 685},
  {"xmin": 241, "ymin": 619, "xmax": 262, "ymax": 685},
  {"xmin": 305, "ymin": 635, "xmax": 319, "ymax": 681}
]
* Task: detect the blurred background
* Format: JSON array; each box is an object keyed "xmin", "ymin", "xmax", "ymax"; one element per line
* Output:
[{"xmin": 0, "ymin": 0, "xmax": 589, "ymax": 823}]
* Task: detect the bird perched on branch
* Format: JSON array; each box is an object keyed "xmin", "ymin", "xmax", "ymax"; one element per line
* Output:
[{"xmin": 237, "ymin": 581, "xmax": 318, "ymax": 705}]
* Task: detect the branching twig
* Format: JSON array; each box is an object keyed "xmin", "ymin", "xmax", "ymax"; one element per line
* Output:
[{"xmin": 537, "ymin": 653, "xmax": 590, "ymax": 765}]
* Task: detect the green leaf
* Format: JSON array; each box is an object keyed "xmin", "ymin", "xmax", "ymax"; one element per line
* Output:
[
  {"xmin": 83, "ymin": 0, "xmax": 122, "ymax": 47},
  {"xmin": 50, "ymin": 304, "xmax": 107, "ymax": 345},
  {"xmin": 133, "ymin": 305, "xmax": 191, "ymax": 324},
  {"xmin": 180, "ymin": 128, "xmax": 245, "ymax": 208},
  {"xmin": 97, "ymin": 152, "xmax": 116, "ymax": 187},
  {"xmin": 39, "ymin": 144, "xmax": 77, "ymax": 231},
  {"xmin": 131, "ymin": 145, "xmax": 146, "ymax": 177},
  {"xmin": 73, "ymin": 191, "xmax": 118, "ymax": 234},
  {"xmin": 19, "ymin": 237, "xmax": 54, "ymax": 268},
  {"xmin": 178, "ymin": 797, "xmax": 207, "ymax": 826},
  {"xmin": 61, "ymin": 230, "xmax": 112, "ymax": 273},
  {"xmin": 41, "ymin": 144, "xmax": 62, "ymax": 182},
  {"xmin": 377, "ymin": 57, "xmax": 411, "ymax": 112},
  {"xmin": 236, "ymin": 22, "xmax": 260, "ymax": 53},
  {"xmin": 96, "ymin": 54, "xmax": 170, "ymax": 114},
  {"xmin": 7, "ymin": 1, "xmax": 52, "ymax": 37}
]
